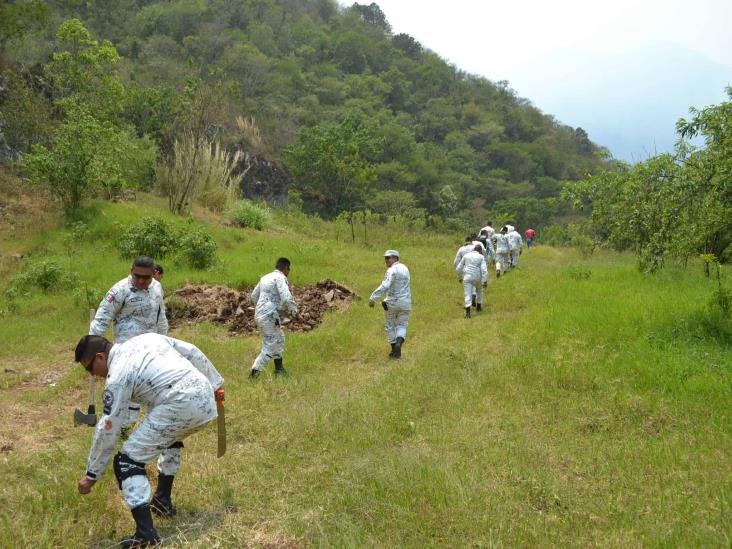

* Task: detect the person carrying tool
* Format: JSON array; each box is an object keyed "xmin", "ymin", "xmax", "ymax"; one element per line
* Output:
[
  {"xmin": 369, "ymin": 249, "xmax": 412, "ymax": 359},
  {"xmin": 75, "ymin": 332, "xmax": 224, "ymax": 548},
  {"xmin": 456, "ymin": 244, "xmax": 488, "ymax": 318},
  {"xmin": 249, "ymin": 257, "xmax": 298, "ymax": 378}
]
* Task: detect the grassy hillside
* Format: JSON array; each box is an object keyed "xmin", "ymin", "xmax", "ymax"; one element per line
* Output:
[{"xmin": 0, "ymin": 192, "xmax": 730, "ymax": 547}]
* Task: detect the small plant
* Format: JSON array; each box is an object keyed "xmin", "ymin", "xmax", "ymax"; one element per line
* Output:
[
  {"xmin": 229, "ymin": 200, "xmax": 270, "ymax": 230},
  {"xmin": 73, "ymin": 284, "xmax": 103, "ymax": 309},
  {"xmin": 178, "ymin": 226, "xmax": 218, "ymax": 269},
  {"xmin": 8, "ymin": 259, "xmax": 79, "ymax": 294},
  {"xmin": 116, "ymin": 216, "xmax": 178, "ymax": 259}
]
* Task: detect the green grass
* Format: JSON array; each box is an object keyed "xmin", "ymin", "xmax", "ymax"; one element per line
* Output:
[{"xmin": 0, "ymin": 194, "xmax": 731, "ymax": 547}]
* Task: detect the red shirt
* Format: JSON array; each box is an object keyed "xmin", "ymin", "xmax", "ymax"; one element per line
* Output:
[{"xmin": 525, "ymin": 229, "xmax": 535, "ymax": 239}]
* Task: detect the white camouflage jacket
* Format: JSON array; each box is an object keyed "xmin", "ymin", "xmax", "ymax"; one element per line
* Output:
[
  {"xmin": 251, "ymin": 270, "xmax": 298, "ymax": 322},
  {"xmin": 508, "ymin": 230, "xmax": 523, "ymax": 251},
  {"xmin": 90, "ymin": 276, "xmax": 168, "ymax": 343},
  {"xmin": 457, "ymin": 250, "xmax": 488, "ymax": 284},
  {"xmin": 85, "ymin": 333, "xmax": 224, "ymax": 480},
  {"xmin": 480, "ymin": 226, "xmax": 495, "ymax": 239},
  {"xmin": 370, "ymin": 262, "xmax": 412, "ymax": 309},
  {"xmin": 453, "ymin": 244, "xmax": 474, "ymax": 269},
  {"xmin": 494, "ymin": 233, "xmax": 510, "ymax": 253}
]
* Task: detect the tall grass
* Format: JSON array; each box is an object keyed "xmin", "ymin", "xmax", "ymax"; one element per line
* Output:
[{"xmin": 0, "ymin": 198, "xmax": 730, "ymax": 547}]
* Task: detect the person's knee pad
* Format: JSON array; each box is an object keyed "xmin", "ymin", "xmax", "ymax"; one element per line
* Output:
[{"xmin": 113, "ymin": 452, "xmax": 147, "ymax": 489}]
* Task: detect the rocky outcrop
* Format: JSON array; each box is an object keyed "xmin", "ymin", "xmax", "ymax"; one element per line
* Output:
[{"xmin": 233, "ymin": 153, "xmax": 291, "ymax": 207}]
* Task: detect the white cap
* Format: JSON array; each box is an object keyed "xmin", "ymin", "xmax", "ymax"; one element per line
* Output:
[{"xmin": 384, "ymin": 249, "xmax": 400, "ymax": 258}]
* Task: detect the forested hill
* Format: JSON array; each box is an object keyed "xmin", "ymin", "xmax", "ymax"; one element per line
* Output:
[{"xmin": 1, "ymin": 0, "xmax": 611, "ymax": 228}]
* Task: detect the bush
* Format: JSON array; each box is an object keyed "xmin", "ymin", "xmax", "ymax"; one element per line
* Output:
[
  {"xmin": 229, "ymin": 200, "xmax": 270, "ymax": 230},
  {"xmin": 542, "ymin": 224, "xmax": 570, "ymax": 247},
  {"xmin": 8, "ymin": 259, "xmax": 78, "ymax": 294},
  {"xmin": 116, "ymin": 216, "xmax": 178, "ymax": 259},
  {"xmin": 178, "ymin": 226, "xmax": 218, "ymax": 269}
]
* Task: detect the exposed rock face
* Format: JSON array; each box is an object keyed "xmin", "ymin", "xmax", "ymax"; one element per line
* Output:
[
  {"xmin": 0, "ymin": 74, "xmax": 18, "ymax": 164},
  {"xmin": 166, "ymin": 279, "xmax": 356, "ymax": 334},
  {"xmin": 0, "ymin": 132, "xmax": 18, "ymax": 164},
  {"xmin": 234, "ymin": 153, "xmax": 292, "ymax": 207}
]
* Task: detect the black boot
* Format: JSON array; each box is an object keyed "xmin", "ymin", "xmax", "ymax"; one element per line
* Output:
[
  {"xmin": 120, "ymin": 504, "xmax": 161, "ymax": 548},
  {"xmin": 274, "ymin": 358, "xmax": 287, "ymax": 376},
  {"xmin": 476, "ymin": 303, "xmax": 482, "ymax": 312},
  {"xmin": 471, "ymin": 295, "xmax": 477, "ymax": 308},
  {"xmin": 392, "ymin": 337, "xmax": 404, "ymax": 359},
  {"xmin": 151, "ymin": 473, "xmax": 176, "ymax": 518},
  {"xmin": 465, "ymin": 307, "xmax": 471, "ymax": 319},
  {"xmin": 249, "ymin": 368, "xmax": 260, "ymax": 379},
  {"xmin": 389, "ymin": 343, "xmax": 396, "ymax": 357}
]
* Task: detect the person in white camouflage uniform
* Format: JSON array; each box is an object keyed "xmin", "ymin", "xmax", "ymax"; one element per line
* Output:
[
  {"xmin": 494, "ymin": 226, "xmax": 511, "ymax": 278},
  {"xmin": 453, "ymin": 236, "xmax": 476, "ymax": 270},
  {"xmin": 480, "ymin": 222, "xmax": 496, "ymax": 241},
  {"xmin": 90, "ymin": 256, "xmax": 168, "ymax": 343},
  {"xmin": 75, "ymin": 333, "xmax": 224, "ymax": 548},
  {"xmin": 456, "ymin": 244, "xmax": 488, "ymax": 318},
  {"xmin": 369, "ymin": 249, "xmax": 412, "ymax": 359},
  {"xmin": 90, "ymin": 256, "xmax": 168, "ymax": 432},
  {"xmin": 477, "ymin": 229, "xmax": 495, "ymax": 261},
  {"xmin": 249, "ymin": 257, "xmax": 298, "ymax": 378},
  {"xmin": 507, "ymin": 227, "xmax": 524, "ymax": 268}
]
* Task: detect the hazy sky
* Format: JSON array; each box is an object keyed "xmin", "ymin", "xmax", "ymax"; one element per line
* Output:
[{"xmin": 356, "ymin": 0, "xmax": 732, "ymax": 160}]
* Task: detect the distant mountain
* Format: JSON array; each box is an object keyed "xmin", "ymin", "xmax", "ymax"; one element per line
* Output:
[{"xmin": 516, "ymin": 41, "xmax": 732, "ymax": 162}]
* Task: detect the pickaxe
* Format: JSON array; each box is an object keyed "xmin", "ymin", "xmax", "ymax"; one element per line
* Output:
[{"xmin": 74, "ymin": 309, "xmax": 97, "ymax": 427}]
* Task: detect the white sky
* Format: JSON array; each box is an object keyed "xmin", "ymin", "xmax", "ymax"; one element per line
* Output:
[
  {"xmin": 352, "ymin": 0, "xmax": 732, "ymax": 159},
  {"xmin": 369, "ymin": 0, "xmax": 731, "ymax": 82}
]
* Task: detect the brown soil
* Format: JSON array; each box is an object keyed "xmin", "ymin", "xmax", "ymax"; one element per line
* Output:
[{"xmin": 166, "ymin": 279, "xmax": 356, "ymax": 334}]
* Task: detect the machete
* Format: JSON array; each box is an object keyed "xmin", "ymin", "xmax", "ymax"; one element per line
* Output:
[{"xmin": 215, "ymin": 388, "xmax": 226, "ymax": 457}]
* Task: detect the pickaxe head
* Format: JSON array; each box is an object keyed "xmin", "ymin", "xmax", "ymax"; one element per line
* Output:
[{"xmin": 73, "ymin": 405, "xmax": 97, "ymax": 427}]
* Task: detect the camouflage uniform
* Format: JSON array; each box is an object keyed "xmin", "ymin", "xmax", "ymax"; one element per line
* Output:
[
  {"xmin": 250, "ymin": 270, "xmax": 298, "ymax": 372},
  {"xmin": 84, "ymin": 334, "xmax": 223, "ymax": 509}
]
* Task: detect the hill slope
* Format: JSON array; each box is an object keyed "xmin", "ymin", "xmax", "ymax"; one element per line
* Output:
[
  {"xmin": 0, "ymin": 194, "xmax": 730, "ymax": 546},
  {"xmin": 2, "ymin": 0, "xmax": 611, "ymax": 228}
]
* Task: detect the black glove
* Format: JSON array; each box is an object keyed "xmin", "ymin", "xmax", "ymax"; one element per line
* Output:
[{"xmin": 381, "ymin": 301, "xmax": 389, "ymax": 311}]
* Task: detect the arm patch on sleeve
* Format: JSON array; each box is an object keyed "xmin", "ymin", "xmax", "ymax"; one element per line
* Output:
[{"xmin": 102, "ymin": 389, "xmax": 115, "ymax": 415}]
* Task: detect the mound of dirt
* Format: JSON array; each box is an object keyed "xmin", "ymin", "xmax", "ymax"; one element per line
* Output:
[{"xmin": 166, "ymin": 278, "xmax": 356, "ymax": 334}]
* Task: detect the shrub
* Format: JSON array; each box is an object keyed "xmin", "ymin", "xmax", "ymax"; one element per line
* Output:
[
  {"xmin": 116, "ymin": 216, "xmax": 178, "ymax": 259},
  {"xmin": 543, "ymin": 224, "xmax": 570, "ymax": 247},
  {"xmin": 178, "ymin": 226, "xmax": 218, "ymax": 269},
  {"xmin": 8, "ymin": 259, "xmax": 78, "ymax": 294},
  {"xmin": 156, "ymin": 134, "xmax": 243, "ymax": 215},
  {"xmin": 229, "ymin": 200, "xmax": 270, "ymax": 230}
]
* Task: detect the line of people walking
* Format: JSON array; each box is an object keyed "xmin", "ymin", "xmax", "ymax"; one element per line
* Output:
[
  {"xmin": 72, "ymin": 220, "xmax": 537, "ymax": 545},
  {"xmin": 454, "ymin": 221, "xmax": 527, "ymax": 318}
]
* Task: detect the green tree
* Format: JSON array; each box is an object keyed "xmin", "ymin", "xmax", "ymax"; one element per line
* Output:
[
  {"xmin": 0, "ymin": 70, "xmax": 55, "ymax": 152},
  {"xmin": 46, "ymin": 18, "xmax": 126, "ymax": 121},
  {"xmin": 284, "ymin": 114, "xmax": 382, "ymax": 217},
  {"xmin": 24, "ymin": 106, "xmax": 126, "ymax": 214},
  {"xmin": 0, "ymin": 0, "xmax": 48, "ymax": 52}
]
